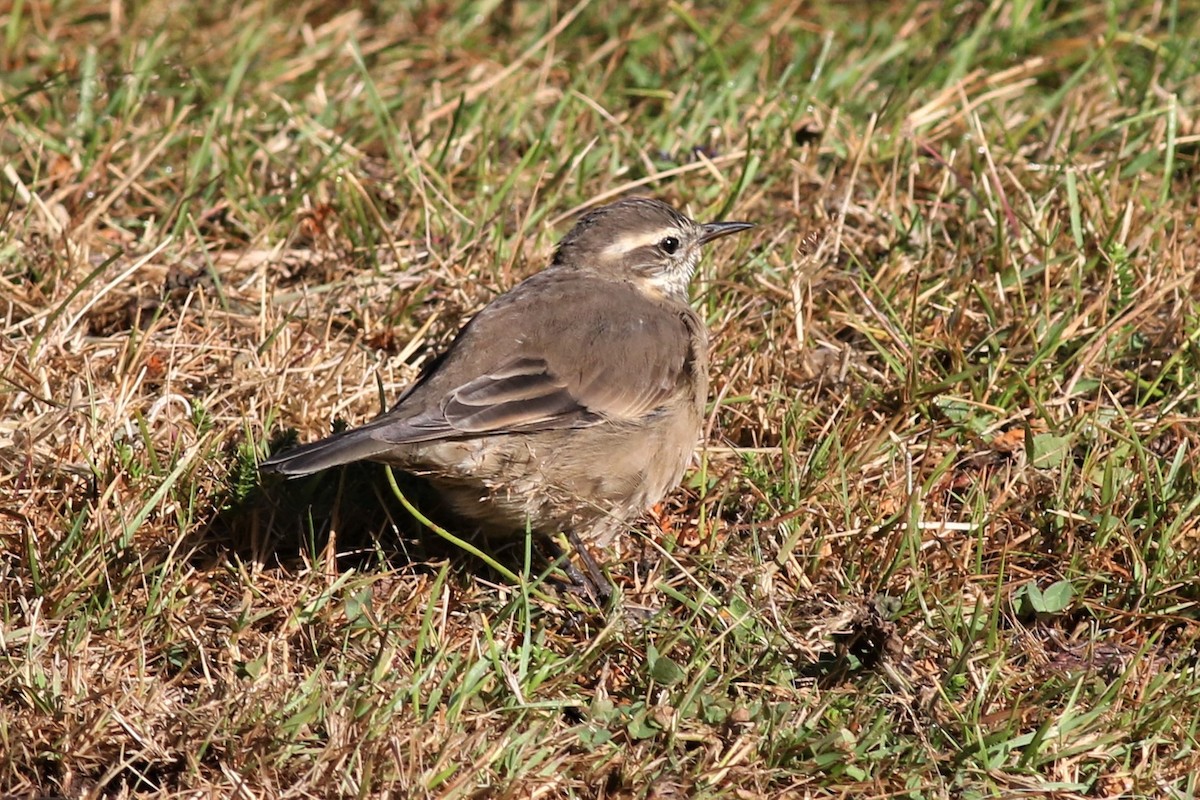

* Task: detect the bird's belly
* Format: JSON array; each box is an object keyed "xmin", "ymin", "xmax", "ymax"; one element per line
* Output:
[{"xmin": 404, "ymin": 409, "xmax": 701, "ymax": 545}]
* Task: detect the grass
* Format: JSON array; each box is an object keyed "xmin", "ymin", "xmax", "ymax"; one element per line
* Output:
[{"xmin": 3, "ymin": 0, "xmax": 1200, "ymax": 796}]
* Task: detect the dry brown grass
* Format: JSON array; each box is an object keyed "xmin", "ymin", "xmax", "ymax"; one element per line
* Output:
[{"xmin": 4, "ymin": 0, "xmax": 1200, "ymax": 797}]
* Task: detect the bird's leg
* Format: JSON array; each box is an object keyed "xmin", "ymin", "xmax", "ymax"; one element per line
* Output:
[
  {"xmin": 567, "ymin": 530, "xmax": 612, "ymax": 604},
  {"xmin": 535, "ymin": 534, "xmax": 609, "ymax": 604},
  {"xmin": 542, "ymin": 538, "xmax": 584, "ymax": 586},
  {"xmin": 537, "ymin": 537, "xmax": 592, "ymax": 599}
]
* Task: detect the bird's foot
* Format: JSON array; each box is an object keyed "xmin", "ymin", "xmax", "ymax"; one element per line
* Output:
[{"xmin": 540, "ymin": 534, "xmax": 613, "ymax": 606}]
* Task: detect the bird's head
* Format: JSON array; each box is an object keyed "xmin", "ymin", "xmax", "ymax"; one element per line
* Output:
[{"xmin": 553, "ymin": 197, "xmax": 753, "ymax": 302}]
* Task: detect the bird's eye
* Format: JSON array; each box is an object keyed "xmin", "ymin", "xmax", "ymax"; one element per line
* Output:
[{"xmin": 659, "ymin": 236, "xmax": 680, "ymax": 254}]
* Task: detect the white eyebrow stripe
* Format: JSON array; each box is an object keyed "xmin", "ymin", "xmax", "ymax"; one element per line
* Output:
[{"xmin": 603, "ymin": 228, "xmax": 680, "ymax": 256}]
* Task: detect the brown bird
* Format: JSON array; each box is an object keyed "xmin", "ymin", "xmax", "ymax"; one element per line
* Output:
[{"xmin": 263, "ymin": 197, "xmax": 752, "ymax": 592}]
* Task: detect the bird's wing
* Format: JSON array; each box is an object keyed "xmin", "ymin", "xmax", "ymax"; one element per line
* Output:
[
  {"xmin": 373, "ymin": 275, "xmax": 700, "ymax": 443},
  {"xmin": 407, "ymin": 355, "xmax": 599, "ymax": 434}
]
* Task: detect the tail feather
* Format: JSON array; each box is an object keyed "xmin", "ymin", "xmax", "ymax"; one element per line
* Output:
[{"xmin": 261, "ymin": 429, "xmax": 394, "ymax": 477}]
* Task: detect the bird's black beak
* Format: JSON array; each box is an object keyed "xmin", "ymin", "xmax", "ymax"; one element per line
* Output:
[{"xmin": 699, "ymin": 220, "xmax": 754, "ymax": 244}]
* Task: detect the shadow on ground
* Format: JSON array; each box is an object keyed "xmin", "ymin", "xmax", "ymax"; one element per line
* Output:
[{"xmin": 184, "ymin": 452, "xmax": 539, "ymax": 589}]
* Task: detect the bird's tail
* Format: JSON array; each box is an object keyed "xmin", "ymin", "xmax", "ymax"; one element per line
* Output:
[{"xmin": 261, "ymin": 429, "xmax": 393, "ymax": 477}]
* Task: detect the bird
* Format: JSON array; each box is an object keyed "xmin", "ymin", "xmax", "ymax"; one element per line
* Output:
[{"xmin": 262, "ymin": 197, "xmax": 753, "ymax": 594}]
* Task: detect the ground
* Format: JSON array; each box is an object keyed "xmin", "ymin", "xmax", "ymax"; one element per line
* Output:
[{"xmin": 3, "ymin": 1, "xmax": 1200, "ymax": 797}]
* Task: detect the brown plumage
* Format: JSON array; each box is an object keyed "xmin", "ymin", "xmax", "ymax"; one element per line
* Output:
[{"xmin": 262, "ymin": 197, "xmax": 752, "ymax": 566}]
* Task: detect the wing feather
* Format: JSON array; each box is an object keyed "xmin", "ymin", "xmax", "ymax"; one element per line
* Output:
[{"xmin": 370, "ymin": 272, "xmax": 701, "ymax": 445}]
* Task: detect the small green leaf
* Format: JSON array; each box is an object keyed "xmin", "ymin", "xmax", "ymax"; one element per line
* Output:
[
  {"xmin": 1017, "ymin": 579, "xmax": 1074, "ymax": 615},
  {"xmin": 647, "ymin": 643, "xmax": 686, "ymax": 686},
  {"xmin": 700, "ymin": 695, "xmax": 730, "ymax": 725},
  {"xmin": 626, "ymin": 708, "xmax": 659, "ymax": 740},
  {"xmin": 237, "ymin": 654, "xmax": 267, "ymax": 680},
  {"xmin": 577, "ymin": 725, "xmax": 613, "ymax": 749},
  {"xmin": 1024, "ymin": 582, "xmax": 1045, "ymax": 612},
  {"xmin": 843, "ymin": 764, "xmax": 868, "ymax": 780},
  {"xmin": 344, "ymin": 585, "xmax": 373, "ymax": 628},
  {"xmin": 1030, "ymin": 433, "xmax": 1072, "ymax": 469},
  {"xmin": 933, "ymin": 396, "xmax": 995, "ymax": 433},
  {"xmin": 591, "ymin": 696, "xmax": 616, "ymax": 723},
  {"xmin": 934, "ymin": 396, "xmax": 974, "ymax": 423},
  {"xmin": 1038, "ymin": 580, "xmax": 1075, "ymax": 613}
]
